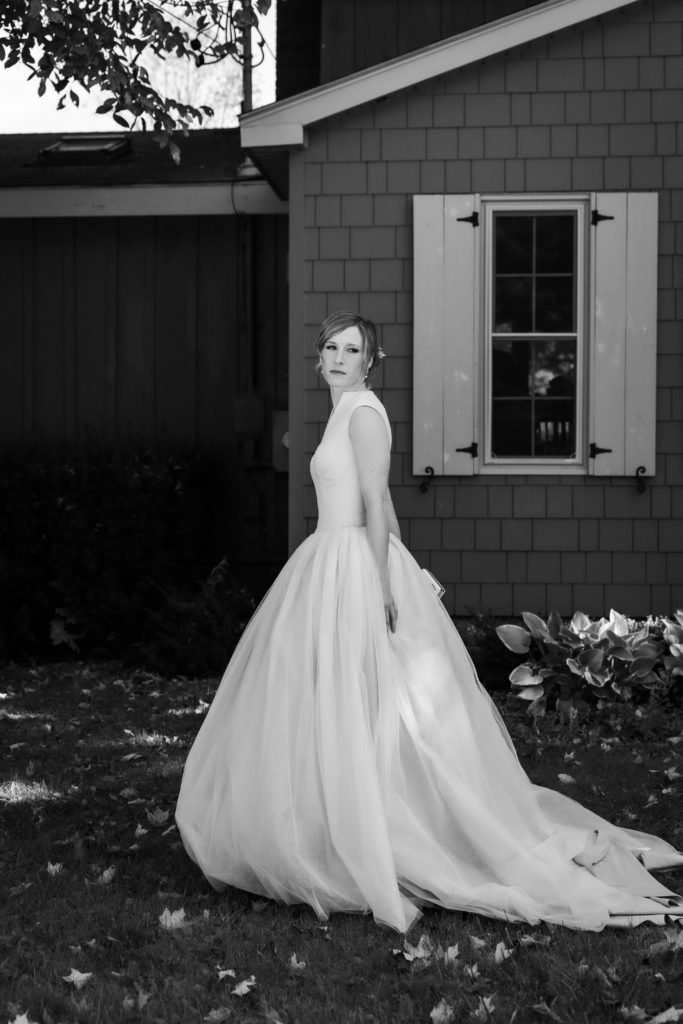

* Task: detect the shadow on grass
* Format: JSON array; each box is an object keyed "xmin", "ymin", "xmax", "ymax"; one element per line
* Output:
[{"xmin": 1, "ymin": 662, "xmax": 683, "ymax": 1024}]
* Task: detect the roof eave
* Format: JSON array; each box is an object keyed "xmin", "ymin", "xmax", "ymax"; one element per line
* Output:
[{"xmin": 241, "ymin": 0, "xmax": 639, "ymax": 149}]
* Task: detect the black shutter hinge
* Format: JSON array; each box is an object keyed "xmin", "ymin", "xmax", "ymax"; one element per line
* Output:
[
  {"xmin": 455, "ymin": 441, "xmax": 478, "ymax": 457},
  {"xmin": 589, "ymin": 443, "xmax": 612, "ymax": 458},
  {"xmin": 457, "ymin": 211, "xmax": 479, "ymax": 227},
  {"xmin": 591, "ymin": 210, "xmax": 614, "ymax": 226}
]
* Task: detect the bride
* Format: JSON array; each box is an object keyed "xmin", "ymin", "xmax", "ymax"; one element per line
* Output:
[{"xmin": 176, "ymin": 310, "xmax": 683, "ymax": 933}]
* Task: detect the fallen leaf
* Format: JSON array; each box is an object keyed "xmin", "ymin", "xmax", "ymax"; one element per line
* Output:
[
  {"xmin": 443, "ymin": 944, "xmax": 459, "ymax": 965},
  {"xmin": 146, "ymin": 807, "xmax": 170, "ymax": 826},
  {"xmin": 289, "ymin": 952, "xmax": 306, "ymax": 972},
  {"xmin": 231, "ymin": 975, "xmax": 256, "ymax": 997},
  {"xmin": 8, "ymin": 1014, "xmax": 36, "ymax": 1024},
  {"xmin": 403, "ymin": 932, "xmax": 435, "ymax": 962},
  {"xmin": 9, "ymin": 882, "xmax": 33, "ymax": 896},
  {"xmin": 618, "ymin": 1007, "xmax": 648, "ymax": 1022},
  {"xmin": 95, "ymin": 866, "xmax": 116, "ymax": 885},
  {"xmin": 430, "ymin": 998, "xmax": 455, "ymax": 1023},
  {"xmin": 135, "ymin": 824, "xmax": 149, "ymax": 838},
  {"xmin": 158, "ymin": 907, "xmax": 188, "ymax": 930},
  {"xmin": 494, "ymin": 940, "xmax": 513, "ymax": 963},
  {"xmin": 464, "ymin": 964, "xmax": 480, "ymax": 979},
  {"xmin": 469, "ymin": 935, "xmax": 487, "ymax": 950},
  {"xmin": 204, "ymin": 1009, "xmax": 232, "ymax": 1023},
  {"xmin": 217, "ymin": 966, "xmax": 236, "ymax": 981},
  {"xmin": 47, "ymin": 861, "xmax": 63, "ymax": 876},
  {"xmin": 558, "ymin": 773, "xmax": 576, "ymax": 785},
  {"xmin": 649, "ymin": 1009, "xmax": 683, "ymax": 1024},
  {"xmin": 664, "ymin": 767, "xmax": 681, "ymax": 781},
  {"xmin": 518, "ymin": 933, "xmax": 551, "ymax": 948},
  {"xmin": 62, "ymin": 968, "xmax": 93, "ymax": 990}
]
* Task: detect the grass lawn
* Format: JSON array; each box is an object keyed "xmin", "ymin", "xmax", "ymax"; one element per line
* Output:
[{"xmin": 1, "ymin": 662, "xmax": 682, "ymax": 1024}]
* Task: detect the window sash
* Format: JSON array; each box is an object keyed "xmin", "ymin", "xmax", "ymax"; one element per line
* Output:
[{"xmin": 482, "ymin": 198, "xmax": 587, "ymax": 468}]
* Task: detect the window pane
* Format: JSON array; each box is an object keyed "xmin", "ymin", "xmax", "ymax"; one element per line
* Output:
[
  {"xmin": 535, "ymin": 215, "xmax": 575, "ymax": 273},
  {"xmin": 495, "ymin": 216, "xmax": 532, "ymax": 273},
  {"xmin": 491, "ymin": 400, "xmax": 532, "ymax": 456},
  {"xmin": 536, "ymin": 276, "xmax": 575, "ymax": 332},
  {"xmin": 495, "ymin": 277, "xmax": 532, "ymax": 332},
  {"xmin": 535, "ymin": 398, "xmax": 575, "ymax": 456},
  {"xmin": 492, "ymin": 339, "xmax": 531, "ymax": 396}
]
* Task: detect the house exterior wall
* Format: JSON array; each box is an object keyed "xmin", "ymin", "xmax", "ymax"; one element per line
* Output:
[
  {"xmin": 0, "ymin": 213, "xmax": 289, "ymax": 592},
  {"xmin": 293, "ymin": 0, "xmax": 683, "ymax": 618}
]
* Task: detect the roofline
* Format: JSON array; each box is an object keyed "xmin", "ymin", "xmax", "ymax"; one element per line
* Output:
[
  {"xmin": 240, "ymin": 0, "xmax": 639, "ymax": 148},
  {"xmin": 0, "ymin": 181, "xmax": 287, "ymax": 218}
]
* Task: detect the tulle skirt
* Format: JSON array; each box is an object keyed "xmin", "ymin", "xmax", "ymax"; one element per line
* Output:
[{"xmin": 176, "ymin": 526, "xmax": 683, "ymax": 932}]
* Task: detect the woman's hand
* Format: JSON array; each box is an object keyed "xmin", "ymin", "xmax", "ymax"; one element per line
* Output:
[{"xmin": 384, "ymin": 589, "xmax": 398, "ymax": 633}]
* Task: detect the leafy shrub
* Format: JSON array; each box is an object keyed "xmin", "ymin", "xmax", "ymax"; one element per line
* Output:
[
  {"xmin": 134, "ymin": 557, "xmax": 255, "ymax": 677},
  {"xmin": 459, "ymin": 609, "xmax": 524, "ymax": 692},
  {"xmin": 497, "ymin": 609, "xmax": 683, "ymax": 719},
  {"xmin": 0, "ymin": 448, "xmax": 252, "ymax": 672}
]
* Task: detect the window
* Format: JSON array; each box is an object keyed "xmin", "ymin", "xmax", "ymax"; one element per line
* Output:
[{"xmin": 413, "ymin": 192, "xmax": 657, "ymax": 478}]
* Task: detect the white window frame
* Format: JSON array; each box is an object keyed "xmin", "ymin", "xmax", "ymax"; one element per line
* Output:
[
  {"xmin": 481, "ymin": 195, "xmax": 588, "ymax": 473},
  {"xmin": 413, "ymin": 191, "xmax": 658, "ymax": 480}
]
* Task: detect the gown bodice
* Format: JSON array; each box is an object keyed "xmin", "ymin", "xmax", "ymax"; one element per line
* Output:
[{"xmin": 310, "ymin": 389, "xmax": 392, "ymax": 532}]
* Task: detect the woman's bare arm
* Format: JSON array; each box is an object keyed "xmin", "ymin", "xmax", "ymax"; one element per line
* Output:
[
  {"xmin": 349, "ymin": 406, "xmax": 398, "ymax": 632},
  {"xmin": 386, "ymin": 490, "xmax": 401, "ymax": 542}
]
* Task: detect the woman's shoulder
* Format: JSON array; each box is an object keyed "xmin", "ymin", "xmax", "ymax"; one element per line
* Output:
[
  {"xmin": 349, "ymin": 388, "xmax": 386, "ymax": 411},
  {"xmin": 348, "ymin": 390, "xmax": 391, "ymax": 442}
]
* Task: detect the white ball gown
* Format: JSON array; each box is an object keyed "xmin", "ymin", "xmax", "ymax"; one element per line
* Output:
[{"xmin": 176, "ymin": 388, "xmax": 683, "ymax": 933}]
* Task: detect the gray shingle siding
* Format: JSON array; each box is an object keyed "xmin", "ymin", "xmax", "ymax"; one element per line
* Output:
[{"xmin": 298, "ymin": 0, "xmax": 683, "ymax": 618}]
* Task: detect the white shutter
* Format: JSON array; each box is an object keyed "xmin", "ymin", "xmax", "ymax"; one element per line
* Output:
[
  {"xmin": 443, "ymin": 195, "xmax": 478, "ymax": 476},
  {"xmin": 413, "ymin": 195, "xmax": 445, "ymax": 475},
  {"xmin": 413, "ymin": 194, "xmax": 477, "ymax": 477},
  {"xmin": 589, "ymin": 192, "xmax": 658, "ymax": 477}
]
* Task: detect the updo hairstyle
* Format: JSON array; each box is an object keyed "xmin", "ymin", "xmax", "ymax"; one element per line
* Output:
[{"xmin": 316, "ymin": 311, "xmax": 383, "ymax": 378}]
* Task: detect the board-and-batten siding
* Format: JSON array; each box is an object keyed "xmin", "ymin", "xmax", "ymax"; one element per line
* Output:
[
  {"xmin": 0, "ymin": 217, "xmax": 236, "ymax": 449},
  {"xmin": 296, "ymin": 0, "xmax": 683, "ymax": 618},
  {"xmin": 0, "ymin": 214, "xmax": 289, "ymax": 589}
]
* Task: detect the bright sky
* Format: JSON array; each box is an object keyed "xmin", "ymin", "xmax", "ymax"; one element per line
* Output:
[{"xmin": 0, "ymin": 3, "xmax": 276, "ymax": 134}]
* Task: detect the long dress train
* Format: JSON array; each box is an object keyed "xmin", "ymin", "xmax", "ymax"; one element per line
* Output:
[{"xmin": 176, "ymin": 389, "xmax": 683, "ymax": 933}]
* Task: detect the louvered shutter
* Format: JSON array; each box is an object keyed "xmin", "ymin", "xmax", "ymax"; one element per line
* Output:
[{"xmin": 589, "ymin": 192, "xmax": 658, "ymax": 477}]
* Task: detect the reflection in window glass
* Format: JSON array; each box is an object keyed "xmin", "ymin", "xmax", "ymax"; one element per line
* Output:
[
  {"xmin": 491, "ymin": 339, "xmax": 576, "ymax": 457},
  {"xmin": 491, "ymin": 212, "xmax": 578, "ymax": 459}
]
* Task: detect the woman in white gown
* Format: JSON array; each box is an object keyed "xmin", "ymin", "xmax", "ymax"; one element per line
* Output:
[{"xmin": 176, "ymin": 311, "xmax": 683, "ymax": 933}]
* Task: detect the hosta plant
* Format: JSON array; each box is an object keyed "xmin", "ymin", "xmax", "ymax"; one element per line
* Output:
[{"xmin": 496, "ymin": 609, "xmax": 683, "ymax": 719}]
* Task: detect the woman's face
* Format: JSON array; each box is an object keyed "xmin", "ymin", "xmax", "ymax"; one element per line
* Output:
[{"xmin": 319, "ymin": 325, "xmax": 367, "ymax": 391}]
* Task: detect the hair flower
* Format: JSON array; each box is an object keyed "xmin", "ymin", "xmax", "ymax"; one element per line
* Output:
[{"xmin": 378, "ymin": 348, "xmax": 386, "ymax": 360}]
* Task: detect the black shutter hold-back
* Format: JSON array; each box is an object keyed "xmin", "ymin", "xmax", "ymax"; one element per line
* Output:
[{"xmin": 420, "ymin": 466, "xmax": 434, "ymax": 493}]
